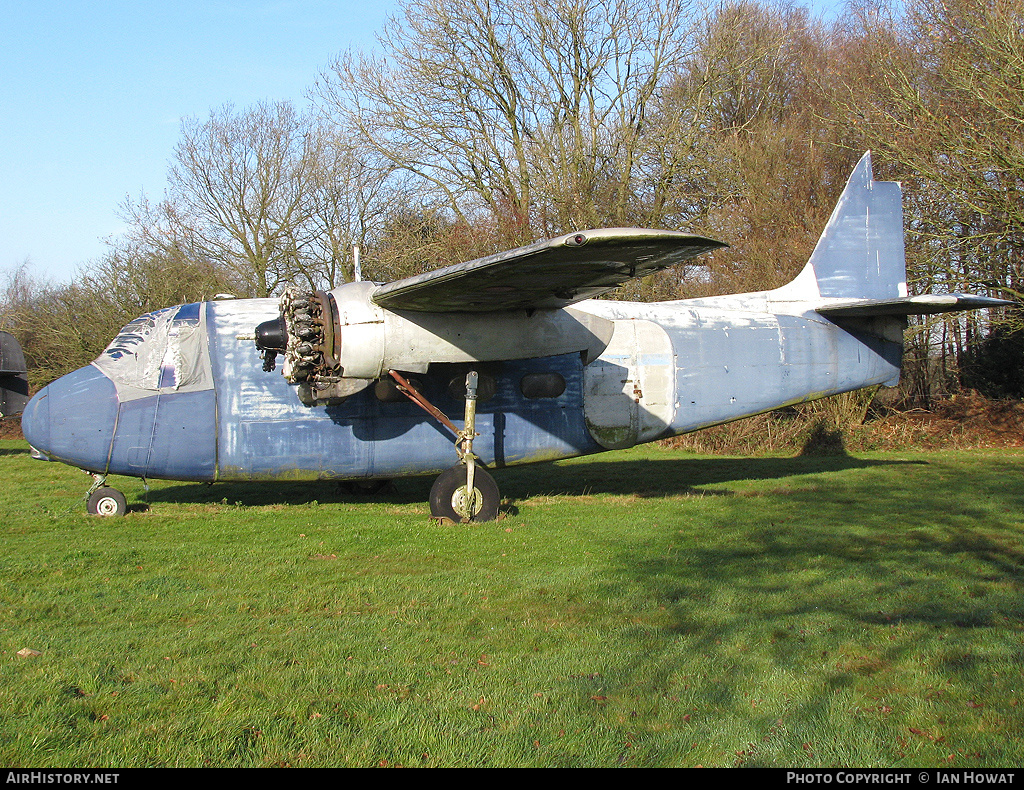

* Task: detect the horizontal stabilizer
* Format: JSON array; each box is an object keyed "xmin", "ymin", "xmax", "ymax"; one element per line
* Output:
[
  {"xmin": 816, "ymin": 294, "xmax": 1013, "ymax": 318},
  {"xmin": 372, "ymin": 228, "xmax": 725, "ymax": 313}
]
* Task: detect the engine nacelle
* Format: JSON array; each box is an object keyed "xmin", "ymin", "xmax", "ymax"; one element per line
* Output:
[{"xmin": 255, "ymin": 281, "xmax": 614, "ymax": 406}]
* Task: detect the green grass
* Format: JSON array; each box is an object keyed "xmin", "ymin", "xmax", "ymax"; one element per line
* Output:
[{"xmin": 1, "ymin": 439, "xmax": 1022, "ymax": 767}]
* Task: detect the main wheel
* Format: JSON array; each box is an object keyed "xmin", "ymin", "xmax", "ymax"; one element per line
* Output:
[
  {"xmin": 429, "ymin": 465, "xmax": 500, "ymax": 523},
  {"xmin": 87, "ymin": 487, "xmax": 127, "ymax": 517}
]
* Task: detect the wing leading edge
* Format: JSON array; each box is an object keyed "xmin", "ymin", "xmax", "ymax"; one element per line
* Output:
[{"xmin": 371, "ymin": 228, "xmax": 726, "ymax": 313}]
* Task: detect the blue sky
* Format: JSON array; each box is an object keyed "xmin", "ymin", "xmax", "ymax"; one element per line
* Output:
[
  {"xmin": 1, "ymin": 0, "xmax": 396, "ymax": 284},
  {"xmin": 2, "ymin": 0, "xmax": 841, "ymax": 285}
]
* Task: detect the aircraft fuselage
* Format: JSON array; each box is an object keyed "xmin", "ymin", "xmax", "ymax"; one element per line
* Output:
[{"xmin": 20, "ymin": 294, "xmax": 901, "ymax": 484}]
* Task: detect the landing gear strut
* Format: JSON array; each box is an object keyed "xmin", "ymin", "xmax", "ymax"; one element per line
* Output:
[{"xmin": 390, "ymin": 369, "xmax": 501, "ymax": 522}]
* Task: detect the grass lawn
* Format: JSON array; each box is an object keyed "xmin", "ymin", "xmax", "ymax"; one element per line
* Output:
[{"xmin": 1, "ymin": 439, "xmax": 1022, "ymax": 767}]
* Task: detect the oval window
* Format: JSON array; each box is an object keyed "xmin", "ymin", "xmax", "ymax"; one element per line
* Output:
[{"xmin": 520, "ymin": 372, "xmax": 565, "ymax": 399}]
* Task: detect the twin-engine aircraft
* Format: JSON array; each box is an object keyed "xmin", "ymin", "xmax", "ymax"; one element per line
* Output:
[{"xmin": 8, "ymin": 153, "xmax": 1010, "ymax": 520}]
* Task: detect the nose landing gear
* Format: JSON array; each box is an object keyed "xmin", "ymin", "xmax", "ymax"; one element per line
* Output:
[{"xmin": 85, "ymin": 474, "xmax": 127, "ymax": 517}]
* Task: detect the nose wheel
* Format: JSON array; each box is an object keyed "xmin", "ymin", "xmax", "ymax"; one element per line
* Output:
[
  {"xmin": 87, "ymin": 486, "xmax": 127, "ymax": 517},
  {"xmin": 84, "ymin": 474, "xmax": 127, "ymax": 517}
]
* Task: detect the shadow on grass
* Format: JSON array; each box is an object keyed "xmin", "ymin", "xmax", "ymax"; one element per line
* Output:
[
  {"xmin": 500, "ymin": 454, "xmax": 924, "ymax": 500},
  {"xmin": 594, "ymin": 455, "xmax": 1024, "ymax": 765},
  {"xmin": 139, "ymin": 453, "xmax": 921, "ymax": 508},
  {"xmin": 614, "ymin": 455, "xmax": 1024, "ymax": 638}
]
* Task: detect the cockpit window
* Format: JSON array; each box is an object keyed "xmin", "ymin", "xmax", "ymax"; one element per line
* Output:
[{"xmin": 93, "ymin": 303, "xmax": 212, "ymax": 395}]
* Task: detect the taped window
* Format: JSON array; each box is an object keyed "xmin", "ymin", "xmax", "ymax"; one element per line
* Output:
[{"xmin": 93, "ymin": 303, "xmax": 212, "ymax": 395}]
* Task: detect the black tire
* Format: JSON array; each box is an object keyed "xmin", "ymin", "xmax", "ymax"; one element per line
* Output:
[
  {"xmin": 87, "ymin": 487, "xmax": 127, "ymax": 517},
  {"xmin": 429, "ymin": 465, "xmax": 500, "ymax": 523}
]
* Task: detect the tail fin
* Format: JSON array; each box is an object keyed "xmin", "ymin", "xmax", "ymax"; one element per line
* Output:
[
  {"xmin": 778, "ymin": 151, "xmax": 1011, "ymax": 318},
  {"xmin": 773, "ymin": 151, "xmax": 1012, "ymax": 317},
  {"xmin": 773, "ymin": 151, "xmax": 906, "ymax": 302}
]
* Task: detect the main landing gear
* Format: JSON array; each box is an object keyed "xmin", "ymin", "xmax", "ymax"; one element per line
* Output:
[
  {"xmin": 429, "ymin": 464, "xmax": 500, "ymax": 523},
  {"xmin": 390, "ymin": 369, "xmax": 501, "ymax": 523}
]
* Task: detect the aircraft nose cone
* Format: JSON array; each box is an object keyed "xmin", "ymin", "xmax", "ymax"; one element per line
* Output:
[
  {"xmin": 21, "ymin": 384, "xmax": 50, "ymax": 456},
  {"xmin": 21, "ymin": 366, "xmax": 119, "ymax": 472}
]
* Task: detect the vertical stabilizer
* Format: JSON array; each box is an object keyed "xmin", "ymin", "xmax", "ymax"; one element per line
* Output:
[{"xmin": 774, "ymin": 151, "xmax": 907, "ymax": 302}]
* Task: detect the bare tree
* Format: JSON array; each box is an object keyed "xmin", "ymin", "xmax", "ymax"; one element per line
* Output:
[
  {"xmin": 122, "ymin": 102, "xmax": 325, "ymax": 297},
  {"xmin": 619, "ymin": 1, "xmax": 857, "ymax": 300},
  {"xmin": 833, "ymin": 0, "xmax": 1024, "ymax": 303},
  {"xmin": 315, "ymin": 0, "xmax": 695, "ymax": 245},
  {"xmin": 295, "ymin": 123, "xmax": 401, "ymax": 288},
  {"xmin": 825, "ymin": 0, "xmax": 1024, "ymax": 399}
]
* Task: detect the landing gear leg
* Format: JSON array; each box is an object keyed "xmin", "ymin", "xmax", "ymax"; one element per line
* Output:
[
  {"xmin": 390, "ymin": 369, "xmax": 502, "ymax": 523},
  {"xmin": 435, "ymin": 371, "xmax": 500, "ymax": 522},
  {"xmin": 84, "ymin": 473, "xmax": 127, "ymax": 517},
  {"xmin": 461, "ymin": 371, "xmax": 481, "ymax": 516}
]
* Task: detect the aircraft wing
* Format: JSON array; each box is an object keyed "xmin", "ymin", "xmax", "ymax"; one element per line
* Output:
[{"xmin": 371, "ymin": 228, "xmax": 726, "ymax": 313}]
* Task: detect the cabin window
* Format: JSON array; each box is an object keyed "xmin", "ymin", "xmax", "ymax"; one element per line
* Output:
[
  {"xmin": 375, "ymin": 376, "xmax": 423, "ymax": 402},
  {"xmin": 520, "ymin": 372, "xmax": 566, "ymax": 399}
]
